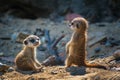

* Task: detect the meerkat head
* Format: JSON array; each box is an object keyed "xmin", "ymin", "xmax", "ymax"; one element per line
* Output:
[
  {"xmin": 69, "ymin": 17, "xmax": 88, "ymax": 32},
  {"xmin": 23, "ymin": 35, "xmax": 41, "ymax": 48}
]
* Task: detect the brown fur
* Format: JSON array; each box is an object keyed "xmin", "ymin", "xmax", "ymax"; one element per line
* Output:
[
  {"xmin": 15, "ymin": 35, "xmax": 42, "ymax": 72},
  {"xmin": 65, "ymin": 17, "xmax": 107, "ymax": 69}
]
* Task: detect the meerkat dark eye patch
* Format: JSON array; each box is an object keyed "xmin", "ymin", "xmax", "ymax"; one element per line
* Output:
[
  {"xmin": 24, "ymin": 40, "xmax": 28, "ymax": 45},
  {"xmin": 76, "ymin": 23, "xmax": 79, "ymax": 28},
  {"xmin": 30, "ymin": 39, "xmax": 35, "ymax": 43}
]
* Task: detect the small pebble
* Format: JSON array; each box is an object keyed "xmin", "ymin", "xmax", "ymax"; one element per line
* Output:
[
  {"xmin": 7, "ymin": 67, "xmax": 14, "ymax": 72},
  {"xmin": 111, "ymin": 67, "xmax": 120, "ymax": 71},
  {"xmin": 51, "ymin": 70, "xmax": 58, "ymax": 75},
  {"xmin": 109, "ymin": 60, "xmax": 116, "ymax": 65},
  {"xmin": 113, "ymin": 50, "xmax": 120, "ymax": 60},
  {"xmin": 66, "ymin": 66, "xmax": 86, "ymax": 75},
  {"xmin": 94, "ymin": 47, "xmax": 101, "ymax": 53}
]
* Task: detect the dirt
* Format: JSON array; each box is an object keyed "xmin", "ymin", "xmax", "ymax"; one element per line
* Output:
[
  {"xmin": 0, "ymin": 15, "xmax": 120, "ymax": 80},
  {"xmin": 1, "ymin": 66, "xmax": 120, "ymax": 80}
]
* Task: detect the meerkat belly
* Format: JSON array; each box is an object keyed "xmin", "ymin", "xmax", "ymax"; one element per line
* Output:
[
  {"xmin": 69, "ymin": 44, "xmax": 84, "ymax": 55},
  {"xmin": 69, "ymin": 45, "xmax": 85, "ymax": 63}
]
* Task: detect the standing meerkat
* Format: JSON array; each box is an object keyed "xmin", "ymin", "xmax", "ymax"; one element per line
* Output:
[
  {"xmin": 65, "ymin": 17, "xmax": 107, "ymax": 69},
  {"xmin": 15, "ymin": 35, "xmax": 42, "ymax": 72}
]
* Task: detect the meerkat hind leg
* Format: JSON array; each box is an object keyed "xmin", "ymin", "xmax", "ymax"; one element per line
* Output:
[{"xmin": 65, "ymin": 56, "xmax": 73, "ymax": 68}]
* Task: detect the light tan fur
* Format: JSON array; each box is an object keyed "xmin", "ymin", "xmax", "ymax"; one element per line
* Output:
[
  {"xmin": 15, "ymin": 35, "xmax": 42, "ymax": 72},
  {"xmin": 65, "ymin": 17, "xmax": 107, "ymax": 69}
]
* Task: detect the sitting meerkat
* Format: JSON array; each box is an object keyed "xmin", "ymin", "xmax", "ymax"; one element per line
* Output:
[
  {"xmin": 65, "ymin": 17, "xmax": 107, "ymax": 69},
  {"xmin": 15, "ymin": 35, "xmax": 42, "ymax": 72}
]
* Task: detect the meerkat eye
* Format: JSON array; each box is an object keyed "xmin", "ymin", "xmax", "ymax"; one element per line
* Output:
[
  {"xmin": 71, "ymin": 22, "xmax": 74, "ymax": 25},
  {"xmin": 69, "ymin": 22, "xmax": 74, "ymax": 27},
  {"xmin": 24, "ymin": 40, "xmax": 28, "ymax": 45},
  {"xmin": 30, "ymin": 39, "xmax": 35, "ymax": 43},
  {"xmin": 37, "ymin": 38, "xmax": 40, "ymax": 41}
]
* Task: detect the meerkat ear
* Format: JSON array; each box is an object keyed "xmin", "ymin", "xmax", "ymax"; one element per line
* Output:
[{"xmin": 23, "ymin": 40, "xmax": 28, "ymax": 45}]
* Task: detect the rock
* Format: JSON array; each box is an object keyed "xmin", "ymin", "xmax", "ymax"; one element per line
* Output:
[
  {"xmin": 105, "ymin": 41, "xmax": 112, "ymax": 47},
  {"xmin": 11, "ymin": 32, "xmax": 19, "ymax": 42},
  {"xmin": 7, "ymin": 67, "xmax": 14, "ymax": 72},
  {"xmin": 42, "ymin": 56, "xmax": 56, "ymax": 66},
  {"xmin": 58, "ymin": 52, "xmax": 66, "ymax": 62},
  {"xmin": 104, "ymin": 37, "xmax": 120, "ymax": 47},
  {"xmin": 111, "ymin": 67, "xmax": 120, "ymax": 71},
  {"xmin": 1, "ymin": 56, "xmax": 14, "ymax": 63},
  {"xmin": 88, "ymin": 32, "xmax": 107, "ymax": 47},
  {"xmin": 0, "ymin": 62, "xmax": 10, "ymax": 72},
  {"xmin": 113, "ymin": 50, "xmax": 120, "ymax": 60},
  {"xmin": 94, "ymin": 75, "xmax": 100, "ymax": 80},
  {"xmin": 66, "ymin": 66, "xmax": 86, "ymax": 75},
  {"xmin": 110, "ymin": 40, "xmax": 120, "ymax": 47},
  {"xmin": 94, "ymin": 47, "xmax": 101, "ymax": 53},
  {"xmin": 16, "ymin": 32, "xmax": 29, "ymax": 43},
  {"xmin": 51, "ymin": 70, "xmax": 58, "ymax": 75},
  {"xmin": 109, "ymin": 60, "xmax": 116, "ymax": 65},
  {"xmin": 42, "ymin": 56, "xmax": 62, "ymax": 66},
  {"xmin": 0, "ymin": 35, "xmax": 11, "ymax": 40}
]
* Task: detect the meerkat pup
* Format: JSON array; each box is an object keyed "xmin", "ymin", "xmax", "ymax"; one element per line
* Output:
[
  {"xmin": 65, "ymin": 17, "xmax": 107, "ymax": 69},
  {"xmin": 15, "ymin": 35, "xmax": 42, "ymax": 72}
]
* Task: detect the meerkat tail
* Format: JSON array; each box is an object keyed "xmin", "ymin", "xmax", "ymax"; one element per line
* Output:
[{"xmin": 85, "ymin": 62, "xmax": 107, "ymax": 69}]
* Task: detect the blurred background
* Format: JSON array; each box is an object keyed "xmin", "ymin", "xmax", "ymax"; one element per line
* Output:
[{"xmin": 0, "ymin": 0, "xmax": 120, "ymax": 22}]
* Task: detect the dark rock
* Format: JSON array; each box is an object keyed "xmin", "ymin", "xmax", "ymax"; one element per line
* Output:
[
  {"xmin": 42, "ymin": 56, "xmax": 62, "ymax": 66},
  {"xmin": 88, "ymin": 33, "xmax": 107, "ymax": 47},
  {"xmin": 97, "ymin": 23, "xmax": 106, "ymax": 27},
  {"xmin": 94, "ymin": 47, "xmax": 101, "ymax": 53},
  {"xmin": 105, "ymin": 41, "xmax": 112, "ymax": 47},
  {"xmin": 110, "ymin": 40, "xmax": 120, "ymax": 46},
  {"xmin": 66, "ymin": 66, "xmax": 86, "ymax": 75}
]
